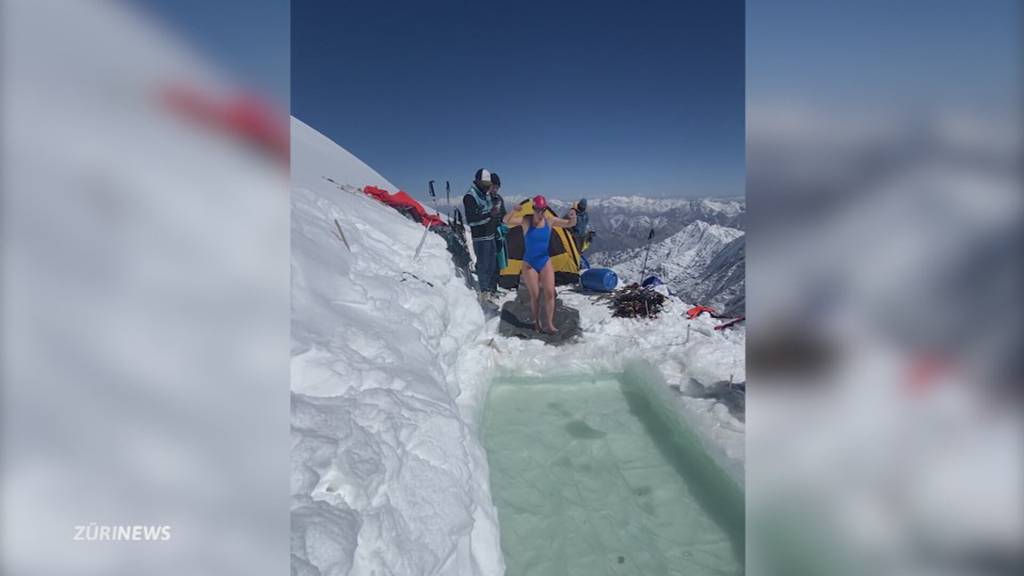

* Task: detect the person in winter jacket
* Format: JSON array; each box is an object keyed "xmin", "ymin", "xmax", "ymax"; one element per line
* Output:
[
  {"xmin": 567, "ymin": 197, "xmax": 592, "ymax": 252},
  {"xmin": 463, "ymin": 168, "xmax": 500, "ymax": 300}
]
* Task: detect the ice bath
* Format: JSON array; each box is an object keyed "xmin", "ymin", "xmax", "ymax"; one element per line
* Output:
[{"xmin": 482, "ymin": 368, "xmax": 744, "ymax": 576}]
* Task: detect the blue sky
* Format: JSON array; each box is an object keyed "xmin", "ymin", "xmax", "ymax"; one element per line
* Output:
[
  {"xmin": 134, "ymin": 1, "xmax": 1017, "ymax": 202},
  {"xmin": 293, "ymin": 0, "xmax": 745, "ymax": 201},
  {"xmin": 748, "ymin": 0, "xmax": 1021, "ymax": 110},
  {"xmin": 134, "ymin": 0, "xmax": 290, "ymax": 106}
]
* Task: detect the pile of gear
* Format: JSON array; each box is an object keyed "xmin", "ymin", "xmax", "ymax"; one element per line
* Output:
[{"xmin": 609, "ymin": 284, "xmax": 668, "ymax": 319}]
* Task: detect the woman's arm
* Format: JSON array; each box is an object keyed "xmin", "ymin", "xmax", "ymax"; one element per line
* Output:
[
  {"xmin": 550, "ymin": 207, "xmax": 578, "ymax": 228},
  {"xmin": 504, "ymin": 204, "xmax": 525, "ymax": 226}
]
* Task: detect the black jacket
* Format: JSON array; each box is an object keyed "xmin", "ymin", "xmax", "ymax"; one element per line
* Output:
[
  {"xmin": 493, "ymin": 193, "xmax": 507, "ymax": 225},
  {"xmin": 463, "ymin": 185, "xmax": 497, "ymax": 241}
]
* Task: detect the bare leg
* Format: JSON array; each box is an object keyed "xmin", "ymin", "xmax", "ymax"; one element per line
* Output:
[
  {"xmin": 522, "ymin": 266, "xmax": 541, "ymax": 331},
  {"xmin": 541, "ymin": 261, "xmax": 557, "ymax": 333}
]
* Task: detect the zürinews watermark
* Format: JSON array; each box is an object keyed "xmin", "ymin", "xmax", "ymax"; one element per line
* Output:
[{"xmin": 73, "ymin": 524, "xmax": 172, "ymax": 542}]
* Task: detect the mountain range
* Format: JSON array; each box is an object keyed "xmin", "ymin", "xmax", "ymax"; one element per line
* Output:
[
  {"xmin": 544, "ymin": 196, "xmax": 744, "ymax": 253},
  {"xmin": 583, "ymin": 200, "xmax": 746, "ymax": 315}
]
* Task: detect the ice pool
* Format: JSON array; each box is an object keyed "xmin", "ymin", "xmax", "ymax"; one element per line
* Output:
[{"xmin": 482, "ymin": 370, "xmax": 744, "ymax": 576}]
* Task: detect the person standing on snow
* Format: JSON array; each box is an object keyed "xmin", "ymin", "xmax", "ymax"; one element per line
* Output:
[
  {"xmin": 504, "ymin": 195, "xmax": 577, "ymax": 334},
  {"xmin": 568, "ymin": 197, "xmax": 592, "ymax": 252},
  {"xmin": 463, "ymin": 168, "xmax": 500, "ymax": 301}
]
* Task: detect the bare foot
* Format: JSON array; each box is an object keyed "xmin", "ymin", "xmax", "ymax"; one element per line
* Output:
[{"xmin": 543, "ymin": 325, "xmax": 559, "ymax": 335}]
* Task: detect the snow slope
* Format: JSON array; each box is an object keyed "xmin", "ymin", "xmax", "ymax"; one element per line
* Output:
[
  {"xmin": 568, "ymin": 196, "xmax": 745, "ymax": 253},
  {"xmin": 691, "ymin": 234, "xmax": 746, "ymax": 314},
  {"xmin": 291, "ymin": 118, "xmax": 746, "ymax": 575},
  {"xmin": 291, "ymin": 117, "xmax": 503, "ymax": 576},
  {"xmin": 292, "ymin": 120, "xmax": 397, "ymax": 194},
  {"xmin": 4, "ymin": 2, "xmax": 288, "ymax": 575},
  {"xmin": 595, "ymin": 221, "xmax": 746, "ymax": 313}
]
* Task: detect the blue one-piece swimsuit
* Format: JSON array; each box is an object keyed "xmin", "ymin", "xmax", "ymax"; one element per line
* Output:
[{"xmin": 523, "ymin": 219, "xmax": 552, "ymax": 271}]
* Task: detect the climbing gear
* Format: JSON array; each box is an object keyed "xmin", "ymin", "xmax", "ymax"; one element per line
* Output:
[
  {"xmin": 610, "ymin": 284, "xmax": 667, "ymax": 318},
  {"xmin": 686, "ymin": 305, "xmax": 717, "ymax": 319},
  {"xmin": 714, "ymin": 316, "xmax": 745, "ymax": 330},
  {"xmin": 638, "ymin": 228, "xmax": 656, "ymax": 283},
  {"xmin": 333, "ymin": 219, "xmax": 351, "ymax": 252}
]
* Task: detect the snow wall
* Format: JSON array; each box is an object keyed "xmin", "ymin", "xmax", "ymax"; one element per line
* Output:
[{"xmin": 290, "ymin": 118, "xmax": 504, "ymax": 575}]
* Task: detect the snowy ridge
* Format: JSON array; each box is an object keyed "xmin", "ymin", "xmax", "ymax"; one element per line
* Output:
[
  {"xmin": 292, "ymin": 118, "xmax": 398, "ymax": 194},
  {"xmin": 445, "ymin": 194, "xmax": 744, "ymax": 254},
  {"xmin": 505, "ymin": 195, "xmax": 743, "ymax": 220},
  {"xmin": 563, "ymin": 196, "xmax": 744, "ymax": 253},
  {"xmin": 691, "ymin": 234, "xmax": 746, "ymax": 314},
  {"xmin": 594, "ymin": 221, "xmax": 746, "ymax": 313},
  {"xmin": 291, "ymin": 117, "xmax": 503, "ymax": 576},
  {"xmin": 544, "ymin": 195, "xmax": 743, "ymax": 216}
]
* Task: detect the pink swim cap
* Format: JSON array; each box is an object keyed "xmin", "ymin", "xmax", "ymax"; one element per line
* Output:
[{"xmin": 532, "ymin": 195, "xmax": 548, "ymax": 210}]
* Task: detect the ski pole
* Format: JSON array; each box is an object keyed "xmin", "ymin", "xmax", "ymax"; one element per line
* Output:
[
  {"xmin": 413, "ymin": 220, "xmax": 433, "ymax": 260},
  {"xmin": 445, "ymin": 180, "xmax": 452, "ymax": 222},
  {"xmin": 638, "ymin": 228, "xmax": 655, "ymax": 284},
  {"xmin": 413, "ymin": 180, "xmax": 439, "ymax": 260},
  {"xmin": 333, "ymin": 219, "xmax": 351, "ymax": 252},
  {"xmin": 427, "ymin": 180, "xmax": 441, "ymax": 217}
]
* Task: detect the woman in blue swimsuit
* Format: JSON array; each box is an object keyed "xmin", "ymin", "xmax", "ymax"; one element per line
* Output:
[{"xmin": 504, "ymin": 195, "xmax": 577, "ymax": 334}]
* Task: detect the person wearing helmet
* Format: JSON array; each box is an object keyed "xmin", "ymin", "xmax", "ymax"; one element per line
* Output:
[
  {"xmin": 504, "ymin": 195, "xmax": 577, "ymax": 334},
  {"xmin": 463, "ymin": 168, "xmax": 500, "ymax": 300}
]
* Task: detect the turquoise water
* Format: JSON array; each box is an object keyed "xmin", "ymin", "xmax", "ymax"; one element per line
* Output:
[{"xmin": 482, "ymin": 372, "xmax": 744, "ymax": 576}]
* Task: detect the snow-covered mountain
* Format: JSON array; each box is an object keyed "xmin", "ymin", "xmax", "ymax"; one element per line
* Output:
[
  {"xmin": 291, "ymin": 118, "xmax": 744, "ymax": 575},
  {"xmin": 689, "ymin": 234, "xmax": 745, "ymax": 314},
  {"xmin": 594, "ymin": 221, "xmax": 746, "ymax": 314},
  {"xmin": 551, "ymin": 196, "xmax": 745, "ymax": 253}
]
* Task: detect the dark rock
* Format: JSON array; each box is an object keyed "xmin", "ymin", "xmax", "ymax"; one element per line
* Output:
[
  {"xmin": 684, "ymin": 378, "xmax": 746, "ymax": 421},
  {"xmin": 498, "ymin": 285, "xmax": 582, "ymax": 345}
]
